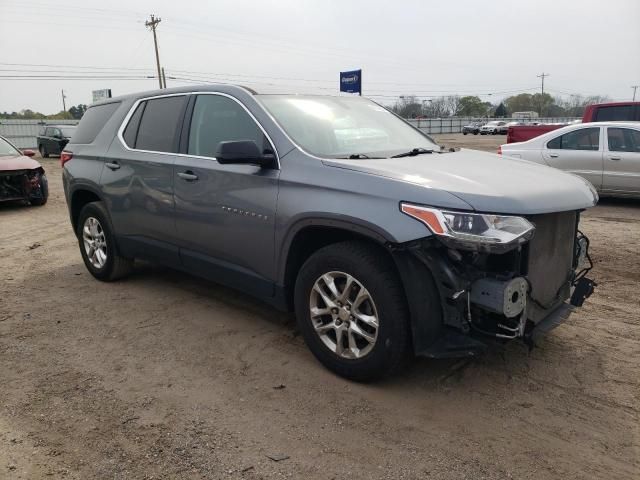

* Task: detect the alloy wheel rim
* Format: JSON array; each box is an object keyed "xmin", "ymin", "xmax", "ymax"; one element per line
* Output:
[
  {"xmin": 82, "ymin": 217, "xmax": 107, "ymax": 269},
  {"xmin": 309, "ymin": 271, "xmax": 379, "ymax": 359}
]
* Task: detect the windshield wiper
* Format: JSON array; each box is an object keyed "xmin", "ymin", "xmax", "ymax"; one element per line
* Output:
[
  {"xmin": 335, "ymin": 153, "xmax": 383, "ymax": 159},
  {"xmin": 391, "ymin": 148, "xmax": 434, "ymax": 158}
]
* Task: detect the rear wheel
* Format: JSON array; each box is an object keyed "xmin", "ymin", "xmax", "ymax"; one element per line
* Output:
[
  {"xmin": 294, "ymin": 241, "xmax": 410, "ymax": 381},
  {"xmin": 77, "ymin": 202, "xmax": 133, "ymax": 281}
]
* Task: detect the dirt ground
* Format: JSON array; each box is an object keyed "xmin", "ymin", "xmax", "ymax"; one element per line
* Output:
[{"xmin": 1, "ymin": 134, "xmax": 638, "ymax": 479}]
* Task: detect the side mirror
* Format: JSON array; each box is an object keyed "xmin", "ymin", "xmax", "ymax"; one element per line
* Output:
[
  {"xmin": 216, "ymin": 140, "xmax": 273, "ymax": 167},
  {"xmin": 22, "ymin": 149, "xmax": 36, "ymax": 157}
]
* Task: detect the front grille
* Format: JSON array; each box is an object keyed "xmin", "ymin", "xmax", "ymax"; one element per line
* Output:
[{"xmin": 526, "ymin": 211, "xmax": 577, "ymax": 322}]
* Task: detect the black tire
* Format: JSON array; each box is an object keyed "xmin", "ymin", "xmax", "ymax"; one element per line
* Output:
[
  {"xmin": 473, "ymin": 131, "xmax": 479, "ymax": 135},
  {"xmin": 29, "ymin": 173, "xmax": 48, "ymax": 206},
  {"xmin": 76, "ymin": 201, "xmax": 133, "ymax": 281},
  {"xmin": 39, "ymin": 144, "xmax": 49, "ymax": 158},
  {"xmin": 463, "ymin": 132, "xmax": 468, "ymax": 135},
  {"xmin": 294, "ymin": 241, "xmax": 411, "ymax": 381}
]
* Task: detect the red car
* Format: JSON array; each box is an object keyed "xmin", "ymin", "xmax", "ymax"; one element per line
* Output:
[{"xmin": 0, "ymin": 135, "xmax": 48, "ymax": 206}]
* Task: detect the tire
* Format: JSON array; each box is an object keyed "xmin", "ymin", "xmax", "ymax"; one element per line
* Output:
[
  {"xmin": 473, "ymin": 131, "xmax": 479, "ymax": 135},
  {"xmin": 463, "ymin": 132, "xmax": 468, "ymax": 135},
  {"xmin": 76, "ymin": 201, "xmax": 133, "ymax": 281},
  {"xmin": 294, "ymin": 241, "xmax": 411, "ymax": 381},
  {"xmin": 39, "ymin": 145, "xmax": 49, "ymax": 158},
  {"xmin": 29, "ymin": 173, "xmax": 48, "ymax": 206}
]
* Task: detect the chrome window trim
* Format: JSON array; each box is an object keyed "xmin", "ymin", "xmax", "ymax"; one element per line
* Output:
[{"xmin": 116, "ymin": 91, "xmax": 281, "ymax": 169}]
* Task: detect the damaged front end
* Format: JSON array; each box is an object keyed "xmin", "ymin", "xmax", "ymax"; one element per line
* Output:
[
  {"xmin": 393, "ymin": 206, "xmax": 595, "ymax": 358},
  {"xmin": 0, "ymin": 169, "xmax": 46, "ymax": 203}
]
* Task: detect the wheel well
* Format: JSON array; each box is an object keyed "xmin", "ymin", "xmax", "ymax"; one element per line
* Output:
[
  {"xmin": 282, "ymin": 226, "xmax": 392, "ymax": 310},
  {"xmin": 71, "ymin": 189, "xmax": 101, "ymax": 232}
]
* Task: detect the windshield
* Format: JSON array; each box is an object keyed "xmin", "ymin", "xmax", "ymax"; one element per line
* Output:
[
  {"xmin": 0, "ymin": 137, "xmax": 20, "ymax": 156},
  {"xmin": 60, "ymin": 126, "xmax": 76, "ymax": 137},
  {"xmin": 257, "ymin": 95, "xmax": 439, "ymax": 158}
]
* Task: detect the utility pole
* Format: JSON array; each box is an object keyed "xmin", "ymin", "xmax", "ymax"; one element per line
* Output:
[
  {"xmin": 145, "ymin": 14, "xmax": 163, "ymax": 89},
  {"xmin": 537, "ymin": 72, "xmax": 550, "ymax": 96},
  {"xmin": 536, "ymin": 72, "xmax": 549, "ymax": 116},
  {"xmin": 162, "ymin": 67, "xmax": 167, "ymax": 89},
  {"xmin": 632, "ymin": 85, "xmax": 639, "ymax": 101},
  {"xmin": 61, "ymin": 89, "xmax": 67, "ymax": 111}
]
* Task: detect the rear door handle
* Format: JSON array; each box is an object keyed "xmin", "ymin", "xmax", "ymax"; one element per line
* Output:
[
  {"xmin": 549, "ymin": 153, "xmax": 559, "ymax": 158},
  {"xmin": 105, "ymin": 162, "xmax": 120, "ymax": 170},
  {"xmin": 609, "ymin": 156, "xmax": 621, "ymax": 161},
  {"xmin": 178, "ymin": 171, "xmax": 199, "ymax": 181}
]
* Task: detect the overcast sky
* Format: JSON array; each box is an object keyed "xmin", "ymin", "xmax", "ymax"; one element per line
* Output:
[{"xmin": 1, "ymin": 0, "xmax": 639, "ymax": 114}]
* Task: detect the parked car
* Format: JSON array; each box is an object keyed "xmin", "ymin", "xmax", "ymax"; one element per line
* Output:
[
  {"xmin": 479, "ymin": 121, "xmax": 507, "ymax": 135},
  {"xmin": 462, "ymin": 122, "xmax": 483, "ymax": 135},
  {"xmin": 37, "ymin": 125, "xmax": 77, "ymax": 158},
  {"xmin": 500, "ymin": 122, "xmax": 640, "ymax": 198},
  {"xmin": 62, "ymin": 86, "xmax": 597, "ymax": 380},
  {"xmin": 0, "ymin": 135, "xmax": 48, "ymax": 206}
]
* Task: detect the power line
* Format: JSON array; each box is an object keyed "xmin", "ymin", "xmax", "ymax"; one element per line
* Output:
[{"xmin": 145, "ymin": 14, "xmax": 164, "ymax": 89}]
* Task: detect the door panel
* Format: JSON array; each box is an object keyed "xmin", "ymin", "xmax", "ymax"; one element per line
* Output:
[
  {"xmin": 173, "ymin": 157, "xmax": 279, "ymax": 291},
  {"xmin": 603, "ymin": 127, "xmax": 640, "ymax": 194},
  {"xmin": 173, "ymin": 93, "xmax": 280, "ymax": 291},
  {"xmin": 542, "ymin": 127, "xmax": 603, "ymax": 189}
]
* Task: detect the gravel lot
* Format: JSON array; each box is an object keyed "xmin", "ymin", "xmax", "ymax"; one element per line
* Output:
[{"xmin": 1, "ymin": 134, "xmax": 638, "ymax": 479}]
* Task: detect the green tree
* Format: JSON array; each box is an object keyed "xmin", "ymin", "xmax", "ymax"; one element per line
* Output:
[
  {"xmin": 494, "ymin": 102, "xmax": 507, "ymax": 117},
  {"xmin": 458, "ymin": 96, "xmax": 489, "ymax": 117},
  {"xmin": 68, "ymin": 104, "xmax": 88, "ymax": 120}
]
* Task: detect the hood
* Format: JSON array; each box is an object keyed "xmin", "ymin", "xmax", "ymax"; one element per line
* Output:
[
  {"xmin": 0, "ymin": 154, "xmax": 42, "ymax": 172},
  {"xmin": 323, "ymin": 149, "xmax": 597, "ymax": 215}
]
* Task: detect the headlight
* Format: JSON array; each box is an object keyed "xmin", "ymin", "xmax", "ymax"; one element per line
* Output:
[{"xmin": 401, "ymin": 203, "xmax": 535, "ymax": 250}]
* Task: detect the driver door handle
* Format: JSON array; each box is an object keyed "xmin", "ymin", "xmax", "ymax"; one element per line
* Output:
[
  {"xmin": 178, "ymin": 171, "xmax": 199, "ymax": 182},
  {"xmin": 609, "ymin": 156, "xmax": 621, "ymax": 161},
  {"xmin": 549, "ymin": 153, "xmax": 559, "ymax": 158},
  {"xmin": 105, "ymin": 162, "xmax": 120, "ymax": 170}
]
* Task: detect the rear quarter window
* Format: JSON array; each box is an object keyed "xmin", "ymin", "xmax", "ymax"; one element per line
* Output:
[{"xmin": 71, "ymin": 102, "xmax": 121, "ymax": 144}]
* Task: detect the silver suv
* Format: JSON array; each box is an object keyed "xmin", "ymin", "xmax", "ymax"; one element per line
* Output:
[{"xmin": 62, "ymin": 85, "xmax": 597, "ymax": 380}]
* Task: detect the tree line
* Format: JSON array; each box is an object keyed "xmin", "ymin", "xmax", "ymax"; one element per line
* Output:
[
  {"xmin": 389, "ymin": 93, "xmax": 610, "ymax": 118},
  {"xmin": 0, "ymin": 104, "xmax": 88, "ymax": 120}
]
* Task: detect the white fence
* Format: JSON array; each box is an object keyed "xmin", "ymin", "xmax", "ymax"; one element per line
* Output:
[
  {"xmin": 408, "ymin": 117, "xmax": 580, "ymax": 135},
  {"xmin": 0, "ymin": 119, "xmax": 79, "ymax": 148}
]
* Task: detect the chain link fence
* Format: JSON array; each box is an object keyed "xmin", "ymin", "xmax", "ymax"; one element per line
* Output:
[{"xmin": 407, "ymin": 117, "xmax": 579, "ymax": 134}]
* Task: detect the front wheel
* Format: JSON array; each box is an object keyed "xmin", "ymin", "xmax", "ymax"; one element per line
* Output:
[
  {"xmin": 29, "ymin": 173, "xmax": 48, "ymax": 206},
  {"xmin": 294, "ymin": 241, "xmax": 411, "ymax": 381},
  {"xmin": 39, "ymin": 145, "xmax": 49, "ymax": 158}
]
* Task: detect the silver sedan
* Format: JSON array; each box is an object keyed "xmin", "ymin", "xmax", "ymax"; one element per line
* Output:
[{"xmin": 500, "ymin": 121, "xmax": 640, "ymax": 198}]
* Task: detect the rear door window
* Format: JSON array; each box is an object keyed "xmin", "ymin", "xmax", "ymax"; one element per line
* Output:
[
  {"xmin": 134, "ymin": 96, "xmax": 187, "ymax": 153},
  {"xmin": 546, "ymin": 128, "xmax": 600, "ymax": 151},
  {"xmin": 72, "ymin": 102, "xmax": 121, "ymax": 144},
  {"xmin": 607, "ymin": 128, "xmax": 640, "ymax": 152},
  {"xmin": 187, "ymin": 94, "xmax": 271, "ymax": 158}
]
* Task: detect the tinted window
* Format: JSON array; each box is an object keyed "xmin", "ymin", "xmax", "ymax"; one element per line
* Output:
[
  {"xmin": 122, "ymin": 102, "xmax": 145, "ymax": 148},
  {"xmin": 187, "ymin": 95, "xmax": 270, "ymax": 158},
  {"xmin": 608, "ymin": 128, "xmax": 640, "ymax": 152},
  {"xmin": 44, "ymin": 127, "xmax": 53, "ymax": 136},
  {"xmin": 594, "ymin": 105, "xmax": 636, "ymax": 121},
  {"xmin": 72, "ymin": 102, "xmax": 120, "ymax": 144},
  {"xmin": 546, "ymin": 128, "xmax": 599, "ymax": 151},
  {"xmin": 135, "ymin": 96, "xmax": 186, "ymax": 153}
]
